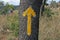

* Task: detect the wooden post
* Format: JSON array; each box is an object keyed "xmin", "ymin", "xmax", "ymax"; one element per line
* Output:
[{"xmin": 19, "ymin": 0, "xmax": 45, "ymax": 40}]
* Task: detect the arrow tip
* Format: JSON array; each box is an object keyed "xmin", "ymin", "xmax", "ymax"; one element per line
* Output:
[{"xmin": 27, "ymin": 33, "xmax": 31, "ymax": 36}]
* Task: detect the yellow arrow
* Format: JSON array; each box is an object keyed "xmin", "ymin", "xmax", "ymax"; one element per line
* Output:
[{"xmin": 23, "ymin": 6, "xmax": 36, "ymax": 36}]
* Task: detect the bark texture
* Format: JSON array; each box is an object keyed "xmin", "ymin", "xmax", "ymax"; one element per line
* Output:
[{"xmin": 19, "ymin": 0, "xmax": 44, "ymax": 40}]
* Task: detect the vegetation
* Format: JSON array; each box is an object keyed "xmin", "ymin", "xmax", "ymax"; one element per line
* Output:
[
  {"xmin": 0, "ymin": 2, "xmax": 19, "ymax": 40},
  {"xmin": 0, "ymin": 3, "xmax": 15, "ymax": 15},
  {"xmin": 39, "ymin": 1, "xmax": 60, "ymax": 40},
  {"xmin": 0, "ymin": 0, "xmax": 60, "ymax": 40},
  {"xmin": 7, "ymin": 10, "xmax": 19, "ymax": 37},
  {"xmin": 0, "ymin": 10, "xmax": 19, "ymax": 40},
  {"xmin": 43, "ymin": 7, "xmax": 54, "ymax": 17},
  {"xmin": 50, "ymin": 0, "xmax": 57, "ymax": 8},
  {"xmin": 39, "ymin": 7, "xmax": 60, "ymax": 40}
]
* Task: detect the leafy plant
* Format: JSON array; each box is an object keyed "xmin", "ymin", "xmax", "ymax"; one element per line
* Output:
[{"xmin": 7, "ymin": 10, "xmax": 19, "ymax": 37}]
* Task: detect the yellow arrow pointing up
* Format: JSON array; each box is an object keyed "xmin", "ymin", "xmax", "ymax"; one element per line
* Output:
[{"xmin": 23, "ymin": 6, "xmax": 36, "ymax": 36}]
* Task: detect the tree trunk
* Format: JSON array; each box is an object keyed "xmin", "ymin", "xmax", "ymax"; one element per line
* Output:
[{"xmin": 19, "ymin": 0, "xmax": 43, "ymax": 40}]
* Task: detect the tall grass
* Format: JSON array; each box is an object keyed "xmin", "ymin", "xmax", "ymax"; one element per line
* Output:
[
  {"xmin": 39, "ymin": 7, "xmax": 60, "ymax": 40},
  {"xmin": 0, "ymin": 7, "xmax": 60, "ymax": 40},
  {"xmin": 0, "ymin": 10, "xmax": 19, "ymax": 40},
  {"xmin": 6, "ymin": 10, "xmax": 19, "ymax": 37}
]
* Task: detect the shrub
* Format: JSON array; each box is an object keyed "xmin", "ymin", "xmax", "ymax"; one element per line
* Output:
[{"xmin": 7, "ymin": 10, "xmax": 19, "ymax": 37}]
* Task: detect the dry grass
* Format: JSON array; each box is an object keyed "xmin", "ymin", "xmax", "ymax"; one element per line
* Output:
[
  {"xmin": 39, "ymin": 8, "xmax": 60, "ymax": 40},
  {"xmin": 0, "ymin": 8, "xmax": 60, "ymax": 40},
  {"xmin": 0, "ymin": 10, "xmax": 18, "ymax": 40}
]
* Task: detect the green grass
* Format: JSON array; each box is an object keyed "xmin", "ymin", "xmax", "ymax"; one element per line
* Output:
[{"xmin": 6, "ymin": 10, "xmax": 19, "ymax": 37}]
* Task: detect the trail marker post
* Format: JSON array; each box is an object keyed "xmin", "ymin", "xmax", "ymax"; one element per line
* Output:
[{"xmin": 19, "ymin": 0, "xmax": 44, "ymax": 40}]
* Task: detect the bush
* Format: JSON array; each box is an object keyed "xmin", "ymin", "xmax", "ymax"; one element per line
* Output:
[{"xmin": 0, "ymin": 3, "xmax": 15, "ymax": 15}]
